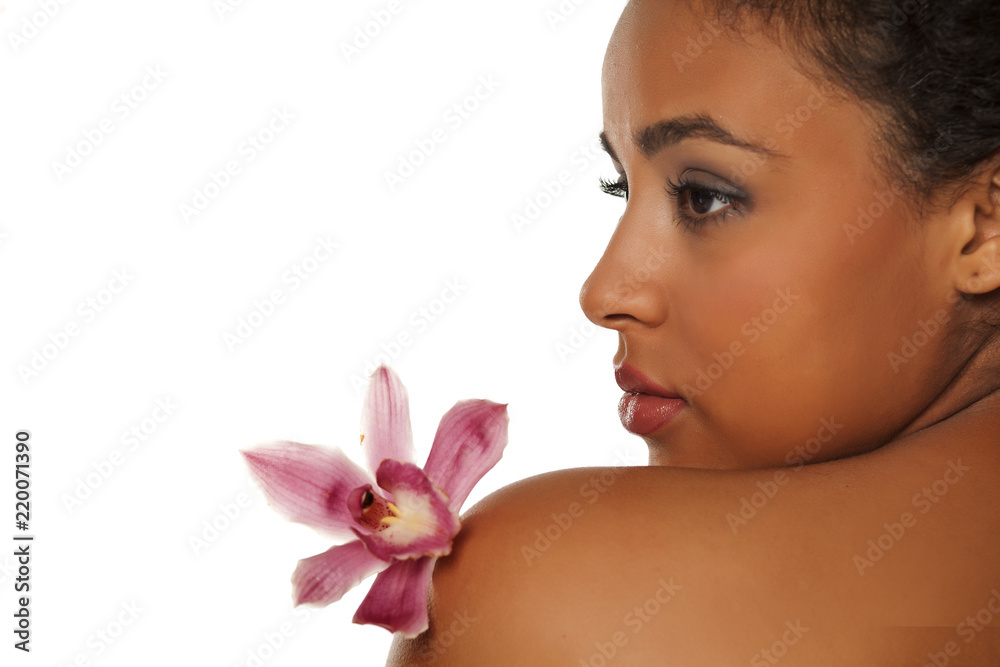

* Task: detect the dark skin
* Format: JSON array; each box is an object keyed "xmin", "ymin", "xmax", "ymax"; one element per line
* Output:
[{"xmin": 387, "ymin": 0, "xmax": 1000, "ymax": 663}]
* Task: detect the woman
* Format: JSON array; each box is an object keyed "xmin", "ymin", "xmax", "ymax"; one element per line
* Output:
[{"xmin": 388, "ymin": 0, "xmax": 1000, "ymax": 663}]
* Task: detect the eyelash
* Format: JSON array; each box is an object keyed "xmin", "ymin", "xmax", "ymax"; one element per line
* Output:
[
  {"xmin": 598, "ymin": 176, "xmax": 629, "ymax": 199},
  {"xmin": 598, "ymin": 175, "xmax": 745, "ymax": 232}
]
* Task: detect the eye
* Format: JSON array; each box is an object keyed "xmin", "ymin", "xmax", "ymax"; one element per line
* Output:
[
  {"xmin": 680, "ymin": 187, "xmax": 733, "ymax": 216},
  {"xmin": 665, "ymin": 172, "xmax": 747, "ymax": 232},
  {"xmin": 599, "ymin": 175, "xmax": 628, "ymax": 200}
]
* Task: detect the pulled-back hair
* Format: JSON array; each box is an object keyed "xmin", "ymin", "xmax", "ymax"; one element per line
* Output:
[{"xmin": 697, "ymin": 0, "xmax": 1000, "ymax": 203}]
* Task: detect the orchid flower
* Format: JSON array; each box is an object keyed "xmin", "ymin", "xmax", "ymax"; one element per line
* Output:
[{"xmin": 240, "ymin": 365, "xmax": 509, "ymax": 637}]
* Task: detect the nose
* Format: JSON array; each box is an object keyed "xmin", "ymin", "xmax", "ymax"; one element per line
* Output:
[{"xmin": 578, "ymin": 213, "xmax": 670, "ymax": 331}]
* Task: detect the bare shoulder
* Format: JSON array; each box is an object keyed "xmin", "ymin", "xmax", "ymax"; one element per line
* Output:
[{"xmin": 387, "ymin": 428, "xmax": 1000, "ymax": 666}]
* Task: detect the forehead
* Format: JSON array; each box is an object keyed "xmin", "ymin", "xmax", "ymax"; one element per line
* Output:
[{"xmin": 601, "ymin": 0, "xmax": 853, "ymax": 159}]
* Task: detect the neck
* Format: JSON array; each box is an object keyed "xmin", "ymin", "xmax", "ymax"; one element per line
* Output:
[{"xmin": 891, "ymin": 333, "xmax": 1000, "ymax": 443}]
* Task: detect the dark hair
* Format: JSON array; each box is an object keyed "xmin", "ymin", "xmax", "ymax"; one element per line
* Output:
[{"xmin": 697, "ymin": 0, "xmax": 1000, "ymax": 203}]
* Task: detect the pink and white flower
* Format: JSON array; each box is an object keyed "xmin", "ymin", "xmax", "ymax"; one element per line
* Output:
[{"xmin": 241, "ymin": 365, "xmax": 508, "ymax": 637}]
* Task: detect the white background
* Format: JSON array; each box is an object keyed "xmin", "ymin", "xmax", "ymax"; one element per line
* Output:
[{"xmin": 1, "ymin": 0, "xmax": 642, "ymax": 664}]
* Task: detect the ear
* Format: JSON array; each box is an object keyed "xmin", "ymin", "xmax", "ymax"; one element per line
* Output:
[{"xmin": 949, "ymin": 158, "xmax": 1000, "ymax": 296}]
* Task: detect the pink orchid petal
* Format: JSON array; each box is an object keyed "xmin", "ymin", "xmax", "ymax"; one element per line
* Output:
[
  {"xmin": 292, "ymin": 540, "xmax": 390, "ymax": 607},
  {"xmin": 361, "ymin": 365, "xmax": 417, "ymax": 472},
  {"xmin": 353, "ymin": 460, "xmax": 460, "ymax": 561},
  {"xmin": 241, "ymin": 441, "xmax": 374, "ymax": 540},
  {"xmin": 423, "ymin": 400, "xmax": 509, "ymax": 512},
  {"xmin": 353, "ymin": 556, "xmax": 436, "ymax": 637}
]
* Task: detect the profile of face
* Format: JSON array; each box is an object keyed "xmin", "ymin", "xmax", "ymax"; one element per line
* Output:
[{"xmin": 580, "ymin": 0, "xmax": 976, "ymax": 469}]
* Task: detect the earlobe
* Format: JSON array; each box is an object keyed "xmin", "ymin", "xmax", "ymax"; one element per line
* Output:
[
  {"xmin": 956, "ymin": 238, "xmax": 1000, "ymax": 295},
  {"xmin": 951, "ymin": 162, "xmax": 1000, "ymax": 296}
]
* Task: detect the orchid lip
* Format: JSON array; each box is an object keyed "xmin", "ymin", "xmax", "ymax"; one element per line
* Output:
[
  {"xmin": 352, "ymin": 459, "xmax": 462, "ymax": 562},
  {"xmin": 350, "ymin": 484, "xmax": 396, "ymax": 534}
]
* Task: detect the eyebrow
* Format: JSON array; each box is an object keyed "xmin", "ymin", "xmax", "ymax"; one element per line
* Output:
[{"xmin": 599, "ymin": 114, "xmax": 782, "ymax": 163}]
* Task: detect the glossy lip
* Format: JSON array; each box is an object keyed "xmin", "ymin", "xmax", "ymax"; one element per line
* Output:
[
  {"xmin": 614, "ymin": 363, "xmax": 683, "ymax": 399},
  {"xmin": 615, "ymin": 362, "xmax": 686, "ymax": 436}
]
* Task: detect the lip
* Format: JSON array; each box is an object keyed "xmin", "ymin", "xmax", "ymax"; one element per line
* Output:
[
  {"xmin": 615, "ymin": 363, "xmax": 682, "ymax": 399},
  {"xmin": 615, "ymin": 363, "xmax": 686, "ymax": 436}
]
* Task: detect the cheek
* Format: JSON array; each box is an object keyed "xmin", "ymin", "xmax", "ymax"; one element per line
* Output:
[
  {"xmin": 672, "ymin": 243, "xmax": 804, "ymax": 367},
  {"xmin": 679, "ymin": 176, "xmax": 922, "ymax": 378},
  {"xmin": 791, "ymin": 195, "xmax": 926, "ymax": 373},
  {"xmin": 683, "ymin": 194, "xmax": 927, "ymax": 461}
]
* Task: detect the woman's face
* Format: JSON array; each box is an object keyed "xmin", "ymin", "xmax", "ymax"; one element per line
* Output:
[{"xmin": 581, "ymin": 0, "xmax": 963, "ymax": 469}]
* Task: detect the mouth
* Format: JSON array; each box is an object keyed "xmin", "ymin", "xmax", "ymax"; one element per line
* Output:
[{"xmin": 614, "ymin": 362, "xmax": 686, "ymax": 436}]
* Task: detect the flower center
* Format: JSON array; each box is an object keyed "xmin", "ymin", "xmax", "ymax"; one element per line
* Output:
[
  {"xmin": 378, "ymin": 488, "xmax": 451, "ymax": 541},
  {"xmin": 357, "ymin": 487, "xmax": 451, "ymax": 544},
  {"xmin": 357, "ymin": 490, "xmax": 395, "ymax": 533}
]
